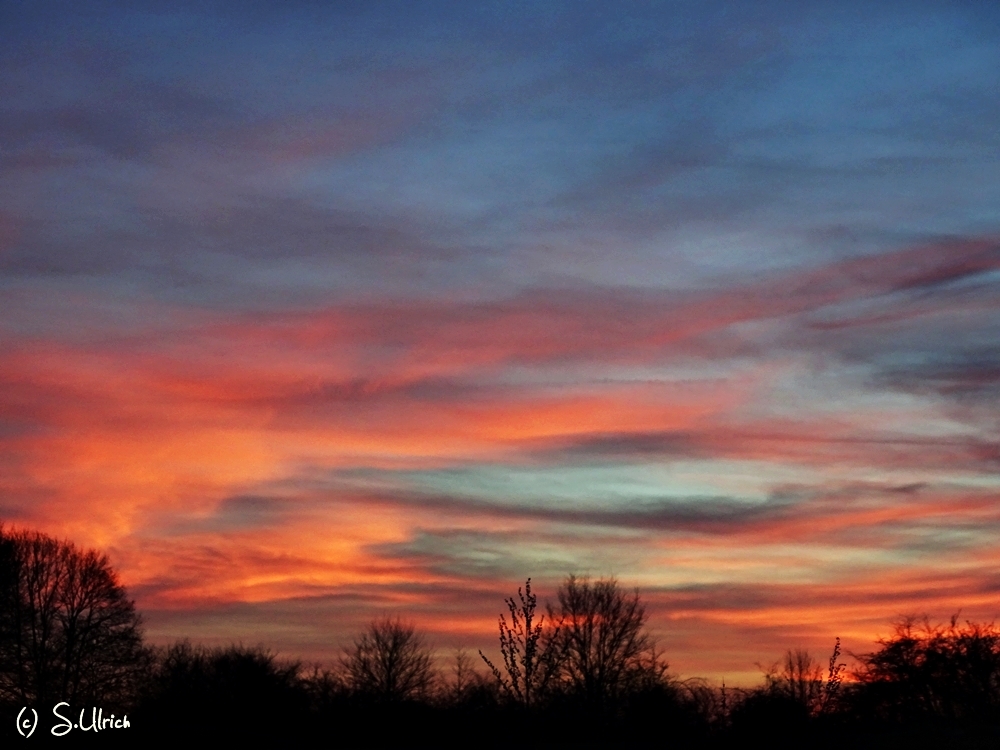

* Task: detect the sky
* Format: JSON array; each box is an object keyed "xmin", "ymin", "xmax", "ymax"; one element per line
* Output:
[{"xmin": 1, "ymin": 0, "xmax": 999, "ymax": 684}]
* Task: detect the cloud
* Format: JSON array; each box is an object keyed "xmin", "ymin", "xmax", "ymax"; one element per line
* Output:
[
  {"xmin": 875, "ymin": 348, "xmax": 1000, "ymax": 400},
  {"xmin": 542, "ymin": 427, "xmax": 1000, "ymax": 473}
]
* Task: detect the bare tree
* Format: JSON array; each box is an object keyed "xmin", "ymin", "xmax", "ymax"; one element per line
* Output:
[
  {"xmin": 480, "ymin": 578, "xmax": 560, "ymax": 708},
  {"xmin": 0, "ymin": 525, "xmax": 148, "ymax": 706},
  {"xmin": 450, "ymin": 648, "xmax": 474, "ymax": 697},
  {"xmin": 341, "ymin": 617, "xmax": 436, "ymax": 703},
  {"xmin": 761, "ymin": 649, "xmax": 824, "ymax": 710},
  {"xmin": 548, "ymin": 575, "xmax": 666, "ymax": 710}
]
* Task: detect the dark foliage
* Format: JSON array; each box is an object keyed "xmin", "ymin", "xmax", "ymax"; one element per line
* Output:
[
  {"xmin": 340, "ymin": 617, "xmax": 437, "ymax": 704},
  {"xmin": 480, "ymin": 578, "xmax": 559, "ymax": 708},
  {"xmin": 137, "ymin": 642, "xmax": 308, "ymax": 740},
  {"xmin": 0, "ymin": 526, "xmax": 148, "ymax": 709},
  {"xmin": 473, "ymin": 575, "xmax": 699, "ymax": 748},
  {"xmin": 8, "ymin": 522, "xmax": 1000, "ymax": 747},
  {"xmin": 547, "ymin": 575, "xmax": 669, "ymax": 713},
  {"xmin": 850, "ymin": 616, "xmax": 1000, "ymax": 724}
]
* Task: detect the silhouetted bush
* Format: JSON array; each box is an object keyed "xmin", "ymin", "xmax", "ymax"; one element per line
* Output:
[
  {"xmin": 138, "ymin": 642, "xmax": 308, "ymax": 740},
  {"xmin": 480, "ymin": 578, "xmax": 560, "ymax": 709},
  {"xmin": 849, "ymin": 615, "xmax": 1000, "ymax": 726},
  {"xmin": 9, "ymin": 523, "xmax": 1000, "ymax": 747}
]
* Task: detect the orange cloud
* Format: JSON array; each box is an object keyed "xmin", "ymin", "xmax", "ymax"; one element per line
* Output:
[{"xmin": 1, "ymin": 236, "xmax": 997, "ymax": 682}]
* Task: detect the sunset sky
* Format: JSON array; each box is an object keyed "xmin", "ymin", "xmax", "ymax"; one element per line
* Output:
[{"xmin": 2, "ymin": 1, "xmax": 999, "ymax": 684}]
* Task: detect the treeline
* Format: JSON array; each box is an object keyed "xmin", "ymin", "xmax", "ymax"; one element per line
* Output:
[{"xmin": 3, "ymin": 526, "xmax": 1000, "ymax": 746}]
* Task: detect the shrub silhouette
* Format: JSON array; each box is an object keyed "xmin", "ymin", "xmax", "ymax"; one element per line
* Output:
[
  {"xmin": 759, "ymin": 643, "xmax": 844, "ymax": 715},
  {"xmin": 140, "ymin": 642, "xmax": 306, "ymax": 739},
  {"xmin": 11, "ymin": 522, "xmax": 1000, "ymax": 745},
  {"xmin": 480, "ymin": 578, "xmax": 560, "ymax": 709},
  {"xmin": 728, "ymin": 640, "xmax": 846, "ymax": 743},
  {"xmin": 852, "ymin": 615, "xmax": 1000, "ymax": 724}
]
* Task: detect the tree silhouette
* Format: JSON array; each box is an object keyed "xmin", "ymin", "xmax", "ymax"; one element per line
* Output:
[
  {"xmin": 0, "ymin": 525, "xmax": 147, "ymax": 707},
  {"xmin": 758, "ymin": 648, "xmax": 824, "ymax": 712},
  {"xmin": 480, "ymin": 578, "xmax": 560, "ymax": 708},
  {"xmin": 547, "ymin": 575, "xmax": 666, "ymax": 711},
  {"xmin": 853, "ymin": 615, "xmax": 1000, "ymax": 723},
  {"xmin": 341, "ymin": 617, "xmax": 436, "ymax": 703}
]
